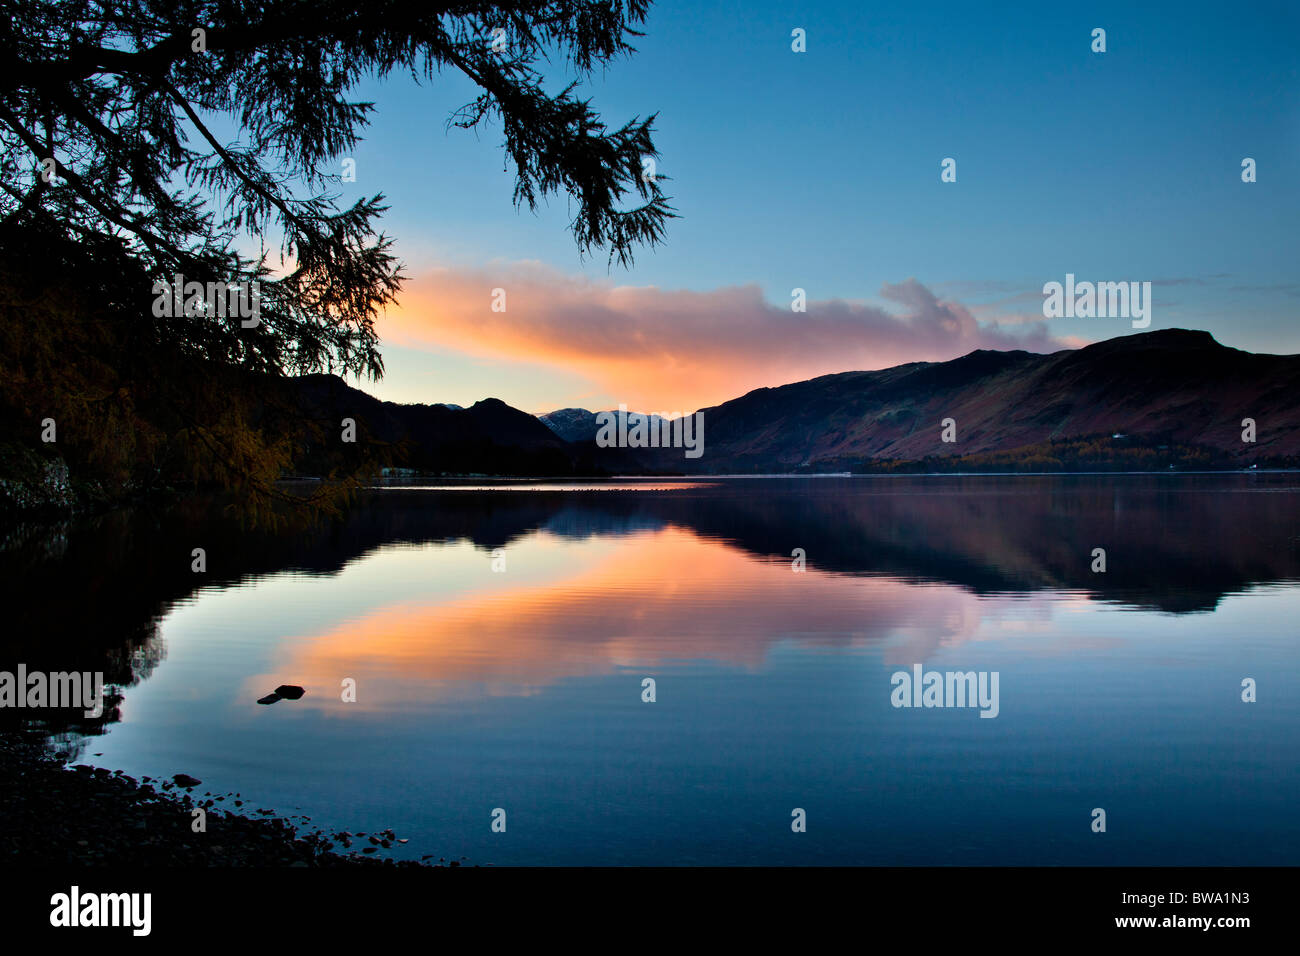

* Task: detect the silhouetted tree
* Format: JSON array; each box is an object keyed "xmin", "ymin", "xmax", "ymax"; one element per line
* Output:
[{"xmin": 0, "ymin": 1, "xmax": 673, "ymax": 520}]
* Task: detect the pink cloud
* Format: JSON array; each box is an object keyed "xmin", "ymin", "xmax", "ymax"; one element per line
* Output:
[{"xmin": 382, "ymin": 263, "xmax": 1072, "ymax": 410}]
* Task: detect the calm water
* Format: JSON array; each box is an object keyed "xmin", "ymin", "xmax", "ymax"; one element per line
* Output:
[{"xmin": 4, "ymin": 475, "xmax": 1299, "ymax": 865}]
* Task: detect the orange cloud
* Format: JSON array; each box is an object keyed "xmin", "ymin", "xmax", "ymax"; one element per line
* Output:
[{"xmin": 381, "ymin": 263, "xmax": 1070, "ymax": 411}]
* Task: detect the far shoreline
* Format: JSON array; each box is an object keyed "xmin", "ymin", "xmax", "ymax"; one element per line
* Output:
[{"xmin": 342, "ymin": 468, "xmax": 1300, "ymax": 483}]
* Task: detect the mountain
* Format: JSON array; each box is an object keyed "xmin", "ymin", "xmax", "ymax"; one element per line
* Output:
[
  {"xmin": 538, "ymin": 407, "xmax": 674, "ymax": 444},
  {"xmin": 678, "ymin": 329, "xmax": 1300, "ymax": 472},
  {"xmin": 287, "ymin": 375, "xmax": 656, "ymax": 476},
  {"xmin": 290, "ymin": 375, "xmax": 587, "ymax": 476},
  {"xmin": 285, "ymin": 330, "xmax": 1300, "ymax": 477},
  {"xmin": 537, "ymin": 407, "xmax": 600, "ymax": 443}
]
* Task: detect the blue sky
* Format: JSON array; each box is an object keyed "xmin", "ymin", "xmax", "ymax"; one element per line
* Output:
[{"xmin": 328, "ymin": 0, "xmax": 1299, "ymax": 410}]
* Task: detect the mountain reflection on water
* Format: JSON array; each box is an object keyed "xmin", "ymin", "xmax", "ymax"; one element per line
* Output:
[{"xmin": 2, "ymin": 475, "xmax": 1297, "ymax": 865}]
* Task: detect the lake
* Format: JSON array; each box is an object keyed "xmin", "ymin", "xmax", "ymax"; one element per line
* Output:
[{"xmin": 3, "ymin": 474, "xmax": 1299, "ymax": 865}]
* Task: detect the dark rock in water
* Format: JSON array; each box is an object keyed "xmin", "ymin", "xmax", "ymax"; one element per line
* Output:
[
  {"xmin": 257, "ymin": 693, "xmax": 281, "ymax": 705},
  {"xmin": 274, "ymin": 684, "xmax": 306, "ymax": 700},
  {"xmin": 173, "ymin": 774, "xmax": 202, "ymax": 788}
]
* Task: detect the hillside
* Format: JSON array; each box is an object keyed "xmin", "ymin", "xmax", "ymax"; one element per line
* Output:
[
  {"xmin": 289, "ymin": 375, "xmax": 641, "ymax": 476},
  {"xmin": 621, "ymin": 329, "xmax": 1300, "ymax": 472},
  {"xmin": 287, "ymin": 330, "xmax": 1300, "ymax": 477}
]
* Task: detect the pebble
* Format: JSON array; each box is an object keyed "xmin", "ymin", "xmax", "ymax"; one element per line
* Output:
[{"xmin": 1, "ymin": 733, "xmax": 449, "ymax": 869}]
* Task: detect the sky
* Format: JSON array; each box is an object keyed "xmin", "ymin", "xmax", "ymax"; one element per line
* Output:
[{"xmin": 326, "ymin": 0, "xmax": 1299, "ymax": 413}]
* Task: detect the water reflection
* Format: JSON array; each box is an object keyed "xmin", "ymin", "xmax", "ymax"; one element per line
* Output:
[
  {"xmin": 254, "ymin": 526, "xmax": 1008, "ymax": 709},
  {"xmin": 5, "ymin": 474, "xmax": 1300, "ymax": 725},
  {"xmin": 1, "ymin": 476, "xmax": 1297, "ymax": 864}
]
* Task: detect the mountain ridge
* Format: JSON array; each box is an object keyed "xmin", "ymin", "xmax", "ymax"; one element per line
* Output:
[{"xmin": 295, "ymin": 330, "xmax": 1300, "ymax": 475}]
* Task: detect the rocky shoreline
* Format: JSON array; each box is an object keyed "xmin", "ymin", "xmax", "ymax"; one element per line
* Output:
[{"xmin": 0, "ymin": 732, "xmax": 459, "ymax": 867}]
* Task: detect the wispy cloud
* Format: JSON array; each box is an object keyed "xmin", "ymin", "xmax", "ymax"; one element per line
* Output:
[{"xmin": 383, "ymin": 263, "xmax": 1073, "ymax": 411}]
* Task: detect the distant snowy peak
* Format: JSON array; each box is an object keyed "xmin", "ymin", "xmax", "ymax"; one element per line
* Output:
[
  {"xmin": 537, "ymin": 407, "xmax": 598, "ymax": 442},
  {"xmin": 537, "ymin": 408, "xmax": 674, "ymax": 443}
]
